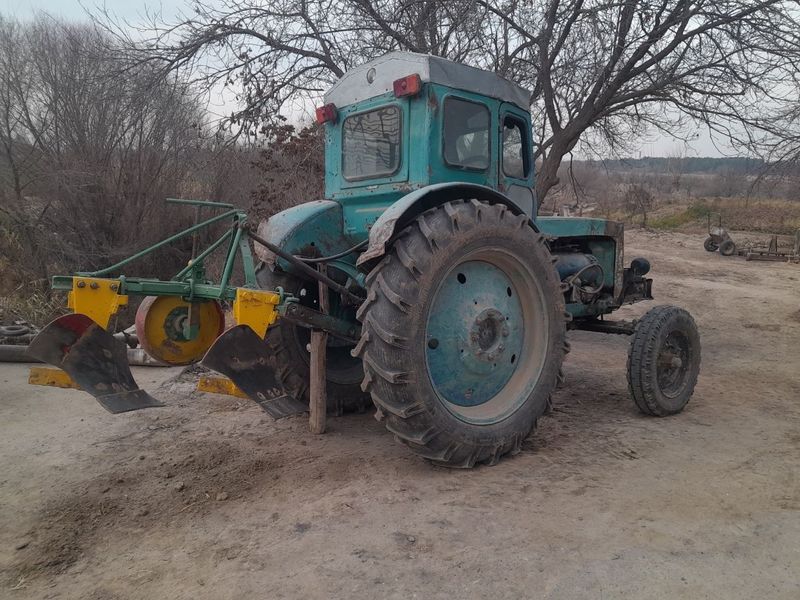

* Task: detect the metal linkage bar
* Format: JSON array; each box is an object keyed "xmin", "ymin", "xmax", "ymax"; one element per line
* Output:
[
  {"xmin": 50, "ymin": 277, "xmax": 237, "ymax": 302},
  {"xmin": 280, "ymin": 302, "xmax": 361, "ymax": 343},
  {"xmin": 79, "ymin": 208, "xmax": 242, "ymax": 278},
  {"xmin": 246, "ymin": 229, "xmax": 364, "ymax": 304},
  {"xmin": 570, "ymin": 318, "xmax": 637, "ymax": 335},
  {"xmin": 46, "ymin": 199, "xmax": 264, "ymax": 307},
  {"xmin": 165, "ymin": 198, "xmax": 235, "ymax": 209},
  {"xmin": 174, "ymin": 228, "xmax": 234, "ymax": 280}
]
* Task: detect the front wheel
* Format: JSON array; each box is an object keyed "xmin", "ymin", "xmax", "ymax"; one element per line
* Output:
[
  {"xmin": 355, "ymin": 200, "xmax": 567, "ymax": 467},
  {"xmin": 703, "ymin": 237, "xmax": 719, "ymax": 252},
  {"xmin": 627, "ymin": 305, "xmax": 701, "ymax": 416}
]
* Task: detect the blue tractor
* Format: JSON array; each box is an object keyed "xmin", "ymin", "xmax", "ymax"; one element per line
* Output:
[{"xmin": 29, "ymin": 52, "xmax": 701, "ymax": 467}]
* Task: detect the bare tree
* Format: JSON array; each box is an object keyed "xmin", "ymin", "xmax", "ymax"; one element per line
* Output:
[
  {"xmin": 623, "ymin": 182, "xmax": 654, "ymax": 227},
  {"xmin": 0, "ymin": 16, "xmax": 210, "ymax": 295},
  {"xmin": 666, "ymin": 148, "xmax": 685, "ymax": 196},
  {"xmin": 100, "ymin": 0, "xmax": 800, "ymax": 205},
  {"xmin": 250, "ymin": 122, "xmax": 325, "ymax": 218}
]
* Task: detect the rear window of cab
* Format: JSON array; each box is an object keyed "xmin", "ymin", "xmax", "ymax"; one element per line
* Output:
[{"xmin": 342, "ymin": 105, "xmax": 402, "ymax": 180}]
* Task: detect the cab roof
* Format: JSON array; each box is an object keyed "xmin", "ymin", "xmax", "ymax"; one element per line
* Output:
[{"xmin": 324, "ymin": 51, "xmax": 531, "ymax": 110}]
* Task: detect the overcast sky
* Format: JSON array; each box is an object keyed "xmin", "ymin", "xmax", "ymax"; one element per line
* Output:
[
  {"xmin": 1, "ymin": 0, "xmax": 184, "ymax": 22},
  {"xmin": 3, "ymin": 0, "xmax": 729, "ymax": 158}
]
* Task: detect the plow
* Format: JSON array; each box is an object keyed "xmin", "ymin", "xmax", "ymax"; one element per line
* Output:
[
  {"xmin": 28, "ymin": 198, "xmax": 333, "ymax": 418},
  {"xmin": 27, "ymin": 52, "xmax": 701, "ymax": 467}
]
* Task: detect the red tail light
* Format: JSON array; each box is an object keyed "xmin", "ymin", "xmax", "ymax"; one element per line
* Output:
[
  {"xmin": 316, "ymin": 103, "xmax": 338, "ymax": 124},
  {"xmin": 393, "ymin": 74, "xmax": 422, "ymax": 98}
]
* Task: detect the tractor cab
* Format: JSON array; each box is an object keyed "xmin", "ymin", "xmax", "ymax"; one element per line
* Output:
[{"xmin": 317, "ymin": 52, "xmax": 537, "ymax": 230}]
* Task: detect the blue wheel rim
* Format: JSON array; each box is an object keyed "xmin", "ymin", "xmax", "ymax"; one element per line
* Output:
[{"xmin": 424, "ymin": 249, "xmax": 549, "ymax": 424}]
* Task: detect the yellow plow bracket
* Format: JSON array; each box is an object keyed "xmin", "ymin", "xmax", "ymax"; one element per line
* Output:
[
  {"xmin": 68, "ymin": 277, "xmax": 128, "ymax": 329},
  {"xmin": 201, "ymin": 290, "xmax": 307, "ymax": 419},
  {"xmin": 197, "ymin": 376, "xmax": 249, "ymax": 399},
  {"xmin": 232, "ymin": 288, "xmax": 280, "ymax": 338},
  {"xmin": 28, "ymin": 366, "xmax": 80, "ymax": 390}
]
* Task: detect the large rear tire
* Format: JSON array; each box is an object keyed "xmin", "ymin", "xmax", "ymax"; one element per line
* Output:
[
  {"xmin": 256, "ymin": 264, "xmax": 371, "ymax": 415},
  {"xmin": 355, "ymin": 200, "xmax": 567, "ymax": 467}
]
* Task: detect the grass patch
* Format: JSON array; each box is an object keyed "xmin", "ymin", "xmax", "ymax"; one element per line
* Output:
[
  {"xmin": 647, "ymin": 199, "xmax": 800, "ymax": 234},
  {"xmin": 0, "ymin": 287, "xmax": 65, "ymax": 327},
  {"xmin": 650, "ymin": 201, "xmax": 712, "ymax": 230}
]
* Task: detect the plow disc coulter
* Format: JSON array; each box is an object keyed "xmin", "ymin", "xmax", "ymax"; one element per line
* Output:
[{"xmin": 29, "ymin": 52, "xmax": 701, "ymax": 466}]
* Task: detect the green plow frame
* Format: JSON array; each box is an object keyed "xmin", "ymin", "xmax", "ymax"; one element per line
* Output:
[{"xmin": 27, "ymin": 199, "xmax": 306, "ymax": 417}]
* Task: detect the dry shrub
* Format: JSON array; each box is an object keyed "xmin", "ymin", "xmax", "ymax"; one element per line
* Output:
[{"xmin": 250, "ymin": 123, "xmax": 325, "ymax": 220}]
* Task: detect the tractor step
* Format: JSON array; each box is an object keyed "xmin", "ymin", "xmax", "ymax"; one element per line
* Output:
[
  {"xmin": 201, "ymin": 324, "xmax": 307, "ymax": 419},
  {"xmin": 27, "ymin": 313, "xmax": 163, "ymax": 413}
]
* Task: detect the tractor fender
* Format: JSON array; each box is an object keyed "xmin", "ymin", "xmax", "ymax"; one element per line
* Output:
[
  {"xmin": 254, "ymin": 200, "xmax": 358, "ymax": 276},
  {"xmin": 356, "ymin": 183, "xmax": 535, "ymax": 268}
]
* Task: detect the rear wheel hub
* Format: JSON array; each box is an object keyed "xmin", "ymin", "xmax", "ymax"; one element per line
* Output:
[{"xmin": 470, "ymin": 308, "xmax": 510, "ymax": 360}]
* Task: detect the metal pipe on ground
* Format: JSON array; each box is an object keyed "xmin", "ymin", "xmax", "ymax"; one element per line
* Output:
[{"xmin": 0, "ymin": 344, "xmax": 163, "ymax": 366}]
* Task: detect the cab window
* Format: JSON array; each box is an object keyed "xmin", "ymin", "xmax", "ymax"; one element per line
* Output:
[
  {"xmin": 443, "ymin": 98, "xmax": 490, "ymax": 170},
  {"xmin": 342, "ymin": 105, "xmax": 402, "ymax": 180},
  {"xmin": 502, "ymin": 115, "xmax": 529, "ymax": 179}
]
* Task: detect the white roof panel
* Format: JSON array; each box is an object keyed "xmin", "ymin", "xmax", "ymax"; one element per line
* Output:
[{"xmin": 324, "ymin": 52, "xmax": 531, "ymax": 109}]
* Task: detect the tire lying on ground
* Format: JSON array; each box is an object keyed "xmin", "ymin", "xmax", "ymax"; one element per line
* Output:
[
  {"xmin": 355, "ymin": 199, "xmax": 567, "ymax": 468},
  {"xmin": 256, "ymin": 264, "xmax": 372, "ymax": 415}
]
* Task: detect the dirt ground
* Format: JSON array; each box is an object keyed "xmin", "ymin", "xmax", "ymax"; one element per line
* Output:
[{"xmin": 1, "ymin": 230, "xmax": 798, "ymax": 599}]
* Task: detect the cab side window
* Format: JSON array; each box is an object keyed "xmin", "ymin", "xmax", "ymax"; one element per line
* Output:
[
  {"xmin": 443, "ymin": 98, "xmax": 490, "ymax": 170},
  {"xmin": 502, "ymin": 116, "xmax": 530, "ymax": 179}
]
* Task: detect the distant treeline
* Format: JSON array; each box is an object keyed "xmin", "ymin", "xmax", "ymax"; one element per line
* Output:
[{"xmin": 580, "ymin": 157, "xmax": 764, "ymax": 175}]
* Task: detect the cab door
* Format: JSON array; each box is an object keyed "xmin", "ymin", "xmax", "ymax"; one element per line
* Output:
[{"xmin": 498, "ymin": 104, "xmax": 535, "ymax": 216}]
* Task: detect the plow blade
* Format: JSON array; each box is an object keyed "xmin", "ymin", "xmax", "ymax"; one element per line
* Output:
[
  {"xmin": 202, "ymin": 325, "xmax": 307, "ymax": 419},
  {"xmin": 27, "ymin": 314, "xmax": 163, "ymax": 414}
]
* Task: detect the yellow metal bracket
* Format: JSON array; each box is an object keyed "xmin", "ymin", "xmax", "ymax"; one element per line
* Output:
[
  {"xmin": 68, "ymin": 277, "xmax": 128, "ymax": 329},
  {"xmin": 29, "ymin": 366, "xmax": 80, "ymax": 390},
  {"xmin": 232, "ymin": 288, "xmax": 280, "ymax": 338},
  {"xmin": 197, "ymin": 376, "xmax": 249, "ymax": 399}
]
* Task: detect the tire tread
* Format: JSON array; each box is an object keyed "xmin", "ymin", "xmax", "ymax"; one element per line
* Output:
[
  {"xmin": 627, "ymin": 304, "xmax": 700, "ymax": 417},
  {"xmin": 358, "ymin": 200, "xmax": 566, "ymax": 467}
]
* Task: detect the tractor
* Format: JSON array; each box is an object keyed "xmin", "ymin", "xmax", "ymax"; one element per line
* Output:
[
  {"xmin": 704, "ymin": 212, "xmax": 737, "ymax": 256},
  {"xmin": 28, "ymin": 52, "xmax": 701, "ymax": 467}
]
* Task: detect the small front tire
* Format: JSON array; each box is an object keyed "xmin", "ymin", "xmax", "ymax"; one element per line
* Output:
[
  {"xmin": 627, "ymin": 305, "xmax": 701, "ymax": 416},
  {"xmin": 703, "ymin": 237, "xmax": 718, "ymax": 252}
]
